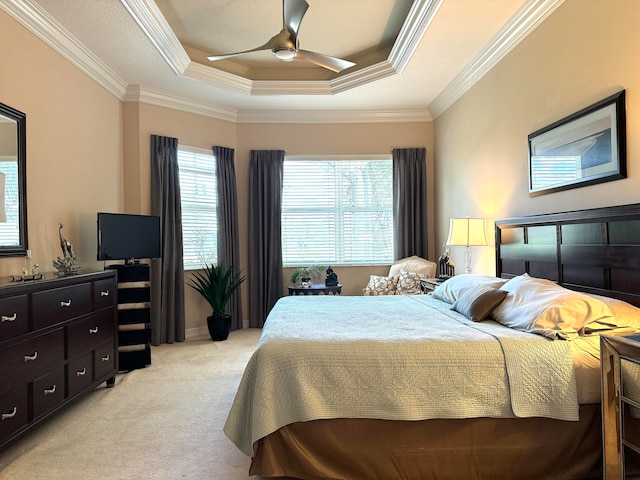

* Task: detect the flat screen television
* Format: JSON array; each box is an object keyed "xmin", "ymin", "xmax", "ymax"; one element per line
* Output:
[{"xmin": 97, "ymin": 212, "xmax": 161, "ymax": 263}]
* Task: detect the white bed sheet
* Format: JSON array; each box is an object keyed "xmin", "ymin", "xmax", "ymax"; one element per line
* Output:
[{"xmin": 225, "ymin": 294, "xmax": 588, "ymax": 456}]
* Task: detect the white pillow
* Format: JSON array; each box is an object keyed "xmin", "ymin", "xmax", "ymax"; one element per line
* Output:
[
  {"xmin": 431, "ymin": 274, "xmax": 507, "ymax": 304},
  {"xmin": 491, "ymin": 274, "xmax": 614, "ymax": 340},
  {"xmin": 363, "ymin": 275, "xmax": 398, "ymax": 295},
  {"xmin": 585, "ymin": 293, "xmax": 640, "ymax": 331},
  {"xmin": 389, "ymin": 256, "xmax": 436, "ymax": 278}
]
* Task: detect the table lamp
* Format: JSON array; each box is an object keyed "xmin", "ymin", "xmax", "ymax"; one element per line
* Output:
[{"xmin": 446, "ymin": 217, "xmax": 488, "ymax": 274}]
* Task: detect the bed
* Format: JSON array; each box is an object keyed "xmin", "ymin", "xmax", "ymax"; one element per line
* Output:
[{"xmin": 225, "ymin": 203, "xmax": 640, "ymax": 479}]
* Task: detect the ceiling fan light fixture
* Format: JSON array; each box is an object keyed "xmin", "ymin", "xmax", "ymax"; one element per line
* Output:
[{"xmin": 273, "ymin": 48, "xmax": 297, "ymax": 61}]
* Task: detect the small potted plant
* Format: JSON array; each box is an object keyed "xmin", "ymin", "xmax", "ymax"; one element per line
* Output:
[
  {"xmin": 290, "ymin": 265, "xmax": 326, "ymax": 287},
  {"xmin": 187, "ymin": 263, "xmax": 246, "ymax": 341}
]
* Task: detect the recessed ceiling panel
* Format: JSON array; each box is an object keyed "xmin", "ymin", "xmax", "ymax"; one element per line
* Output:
[{"xmin": 156, "ymin": 0, "xmax": 412, "ymax": 79}]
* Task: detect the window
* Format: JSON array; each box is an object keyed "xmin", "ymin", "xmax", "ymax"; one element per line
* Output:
[
  {"xmin": 0, "ymin": 160, "xmax": 19, "ymax": 246},
  {"xmin": 178, "ymin": 147, "xmax": 217, "ymax": 269},
  {"xmin": 282, "ymin": 155, "xmax": 393, "ymax": 266}
]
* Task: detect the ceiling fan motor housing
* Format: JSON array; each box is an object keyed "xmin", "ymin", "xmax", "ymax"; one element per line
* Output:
[{"xmin": 272, "ymin": 28, "xmax": 298, "ymax": 61}]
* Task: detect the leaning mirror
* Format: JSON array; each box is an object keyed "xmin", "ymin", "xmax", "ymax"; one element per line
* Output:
[{"xmin": 0, "ymin": 102, "xmax": 27, "ymax": 256}]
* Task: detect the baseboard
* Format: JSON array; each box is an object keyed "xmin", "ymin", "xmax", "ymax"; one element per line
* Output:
[{"xmin": 185, "ymin": 326, "xmax": 209, "ymax": 340}]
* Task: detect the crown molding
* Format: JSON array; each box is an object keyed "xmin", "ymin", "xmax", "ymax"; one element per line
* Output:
[
  {"xmin": 123, "ymin": 85, "xmax": 431, "ymax": 123},
  {"xmin": 182, "ymin": 63, "xmax": 253, "ymax": 94},
  {"xmin": 0, "ymin": 0, "xmax": 128, "ymax": 99},
  {"xmin": 236, "ymin": 108, "xmax": 431, "ymax": 124},
  {"xmin": 389, "ymin": 0, "xmax": 443, "ymax": 74},
  {"xmin": 428, "ymin": 0, "xmax": 565, "ymax": 118},
  {"xmin": 123, "ymin": 85, "xmax": 239, "ymax": 123},
  {"xmin": 119, "ymin": 0, "xmax": 190, "ymax": 75}
]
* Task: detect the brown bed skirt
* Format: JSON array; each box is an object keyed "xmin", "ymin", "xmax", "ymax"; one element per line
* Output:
[{"xmin": 250, "ymin": 405, "xmax": 603, "ymax": 480}]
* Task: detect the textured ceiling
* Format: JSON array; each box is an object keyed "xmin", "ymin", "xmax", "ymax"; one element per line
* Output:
[{"xmin": 3, "ymin": 0, "xmax": 563, "ymax": 121}]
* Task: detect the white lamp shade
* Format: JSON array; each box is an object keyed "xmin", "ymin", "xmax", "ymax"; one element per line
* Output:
[{"xmin": 446, "ymin": 218, "xmax": 488, "ymax": 247}]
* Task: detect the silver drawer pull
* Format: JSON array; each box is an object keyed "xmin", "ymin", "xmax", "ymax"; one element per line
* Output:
[
  {"xmin": 1, "ymin": 313, "xmax": 17, "ymax": 322},
  {"xmin": 101, "ymin": 354, "xmax": 110, "ymax": 362},
  {"xmin": 1, "ymin": 407, "xmax": 17, "ymax": 420},
  {"xmin": 44, "ymin": 385, "xmax": 57, "ymax": 395},
  {"xmin": 60, "ymin": 300, "xmax": 72, "ymax": 307},
  {"xmin": 76, "ymin": 368, "xmax": 87, "ymax": 376},
  {"xmin": 89, "ymin": 327, "xmax": 99, "ymax": 334},
  {"xmin": 24, "ymin": 351, "xmax": 38, "ymax": 361},
  {"xmin": 100, "ymin": 290, "xmax": 110, "ymax": 297}
]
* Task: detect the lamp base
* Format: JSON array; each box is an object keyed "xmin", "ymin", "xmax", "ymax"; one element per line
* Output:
[{"xmin": 464, "ymin": 246, "xmax": 472, "ymax": 274}]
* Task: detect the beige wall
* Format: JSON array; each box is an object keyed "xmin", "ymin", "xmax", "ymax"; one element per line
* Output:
[
  {"xmin": 0, "ymin": 10, "xmax": 123, "ymax": 278},
  {"xmin": 434, "ymin": 0, "xmax": 640, "ymax": 275},
  {"xmin": 124, "ymin": 114, "xmax": 433, "ymax": 333},
  {"xmin": 237, "ymin": 122, "xmax": 434, "ymax": 298}
]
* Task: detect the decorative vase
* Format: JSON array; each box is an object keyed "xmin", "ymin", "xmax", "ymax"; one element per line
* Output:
[
  {"xmin": 300, "ymin": 277, "xmax": 312, "ymax": 287},
  {"xmin": 207, "ymin": 313, "xmax": 231, "ymax": 341}
]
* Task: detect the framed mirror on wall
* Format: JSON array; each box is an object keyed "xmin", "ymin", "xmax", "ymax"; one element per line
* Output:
[{"xmin": 0, "ymin": 102, "xmax": 27, "ymax": 256}]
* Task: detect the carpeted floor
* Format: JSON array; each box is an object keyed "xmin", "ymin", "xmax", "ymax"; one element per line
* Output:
[{"xmin": 0, "ymin": 328, "xmax": 264, "ymax": 480}]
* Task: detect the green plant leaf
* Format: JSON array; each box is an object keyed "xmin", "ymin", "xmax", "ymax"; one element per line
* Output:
[{"xmin": 186, "ymin": 263, "xmax": 246, "ymax": 315}]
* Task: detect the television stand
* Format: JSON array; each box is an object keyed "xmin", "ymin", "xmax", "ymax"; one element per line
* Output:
[{"xmin": 106, "ymin": 264, "xmax": 152, "ymax": 371}]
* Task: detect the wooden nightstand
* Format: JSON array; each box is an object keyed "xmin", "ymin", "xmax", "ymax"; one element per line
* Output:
[
  {"xmin": 420, "ymin": 278, "xmax": 445, "ymax": 294},
  {"xmin": 601, "ymin": 333, "xmax": 640, "ymax": 479}
]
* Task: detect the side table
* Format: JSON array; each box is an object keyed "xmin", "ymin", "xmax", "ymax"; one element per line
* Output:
[
  {"xmin": 601, "ymin": 333, "xmax": 640, "ymax": 479},
  {"xmin": 288, "ymin": 284, "xmax": 342, "ymax": 296},
  {"xmin": 420, "ymin": 278, "xmax": 445, "ymax": 294}
]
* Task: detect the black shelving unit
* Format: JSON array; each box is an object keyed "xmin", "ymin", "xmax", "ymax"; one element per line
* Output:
[{"xmin": 107, "ymin": 264, "xmax": 151, "ymax": 371}]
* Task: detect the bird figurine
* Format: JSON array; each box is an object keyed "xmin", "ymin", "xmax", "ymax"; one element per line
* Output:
[{"xmin": 59, "ymin": 223, "xmax": 74, "ymax": 258}]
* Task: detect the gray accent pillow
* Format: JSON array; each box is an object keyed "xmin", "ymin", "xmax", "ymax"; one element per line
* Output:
[
  {"xmin": 451, "ymin": 285, "xmax": 508, "ymax": 322},
  {"xmin": 432, "ymin": 274, "xmax": 507, "ymax": 304}
]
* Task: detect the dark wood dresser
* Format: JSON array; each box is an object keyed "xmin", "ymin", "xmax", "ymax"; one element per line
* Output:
[{"xmin": 0, "ymin": 270, "xmax": 117, "ymax": 450}]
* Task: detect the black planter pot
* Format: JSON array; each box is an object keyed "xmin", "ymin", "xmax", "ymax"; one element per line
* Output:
[{"xmin": 207, "ymin": 313, "xmax": 231, "ymax": 341}]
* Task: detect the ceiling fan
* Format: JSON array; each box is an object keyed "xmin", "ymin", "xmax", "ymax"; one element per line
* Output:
[{"xmin": 207, "ymin": 0, "xmax": 355, "ymax": 73}]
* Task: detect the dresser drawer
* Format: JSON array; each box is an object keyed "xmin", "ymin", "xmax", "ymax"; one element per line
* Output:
[
  {"xmin": 94, "ymin": 278, "xmax": 115, "ymax": 311},
  {"xmin": 0, "ymin": 295, "xmax": 29, "ymax": 342},
  {"xmin": 94, "ymin": 343, "xmax": 116, "ymax": 380},
  {"xmin": 67, "ymin": 310, "xmax": 115, "ymax": 359},
  {"xmin": 0, "ymin": 329, "xmax": 64, "ymax": 394},
  {"xmin": 0, "ymin": 386, "xmax": 28, "ymax": 444},
  {"xmin": 67, "ymin": 353, "xmax": 93, "ymax": 397},
  {"xmin": 32, "ymin": 283, "xmax": 91, "ymax": 330},
  {"xmin": 32, "ymin": 367, "xmax": 65, "ymax": 419}
]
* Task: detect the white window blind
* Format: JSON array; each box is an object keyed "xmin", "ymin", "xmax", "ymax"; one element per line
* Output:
[
  {"xmin": 282, "ymin": 156, "xmax": 393, "ymax": 266},
  {"xmin": 178, "ymin": 147, "xmax": 217, "ymax": 269}
]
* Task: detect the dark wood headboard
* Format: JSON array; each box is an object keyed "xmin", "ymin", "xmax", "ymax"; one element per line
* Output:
[{"xmin": 495, "ymin": 203, "xmax": 640, "ymax": 307}]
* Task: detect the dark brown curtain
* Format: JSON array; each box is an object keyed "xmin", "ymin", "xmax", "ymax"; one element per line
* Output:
[
  {"xmin": 213, "ymin": 145, "xmax": 243, "ymax": 331},
  {"xmin": 392, "ymin": 147, "xmax": 428, "ymax": 260},
  {"xmin": 150, "ymin": 134, "xmax": 185, "ymax": 344},
  {"xmin": 248, "ymin": 150, "xmax": 284, "ymax": 328}
]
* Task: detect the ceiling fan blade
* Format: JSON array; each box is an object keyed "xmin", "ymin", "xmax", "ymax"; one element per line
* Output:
[
  {"xmin": 207, "ymin": 35, "xmax": 280, "ymax": 61},
  {"xmin": 283, "ymin": 0, "xmax": 309, "ymax": 38},
  {"xmin": 296, "ymin": 49, "xmax": 355, "ymax": 73}
]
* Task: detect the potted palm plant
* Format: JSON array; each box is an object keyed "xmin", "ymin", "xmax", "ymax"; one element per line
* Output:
[{"xmin": 187, "ymin": 263, "xmax": 246, "ymax": 341}]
